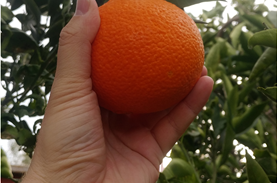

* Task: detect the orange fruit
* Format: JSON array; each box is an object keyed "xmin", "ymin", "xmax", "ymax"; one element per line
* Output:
[{"xmin": 91, "ymin": 0, "xmax": 204, "ymax": 114}]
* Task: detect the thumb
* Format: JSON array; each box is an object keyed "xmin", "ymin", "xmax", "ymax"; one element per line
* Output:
[{"xmin": 55, "ymin": 0, "xmax": 100, "ymax": 84}]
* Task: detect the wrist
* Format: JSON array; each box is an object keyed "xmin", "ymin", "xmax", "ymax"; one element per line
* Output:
[{"xmin": 21, "ymin": 165, "xmax": 47, "ymax": 183}]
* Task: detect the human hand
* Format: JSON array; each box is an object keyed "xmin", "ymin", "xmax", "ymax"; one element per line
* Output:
[{"xmin": 22, "ymin": 0, "xmax": 214, "ymax": 182}]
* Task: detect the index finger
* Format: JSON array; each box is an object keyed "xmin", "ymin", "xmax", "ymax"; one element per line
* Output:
[{"xmin": 151, "ymin": 75, "xmax": 214, "ymax": 155}]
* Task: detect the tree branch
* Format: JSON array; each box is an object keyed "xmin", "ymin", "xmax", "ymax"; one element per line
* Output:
[{"xmin": 216, "ymin": 15, "xmax": 240, "ymax": 37}]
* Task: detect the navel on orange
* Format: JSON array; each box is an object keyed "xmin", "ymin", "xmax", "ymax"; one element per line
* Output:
[{"xmin": 91, "ymin": 0, "xmax": 204, "ymax": 114}]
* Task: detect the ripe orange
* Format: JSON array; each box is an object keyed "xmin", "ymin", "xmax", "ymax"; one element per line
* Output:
[{"xmin": 91, "ymin": 0, "xmax": 204, "ymax": 114}]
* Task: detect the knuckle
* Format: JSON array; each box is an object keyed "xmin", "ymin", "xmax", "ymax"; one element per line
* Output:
[
  {"xmin": 183, "ymin": 100, "xmax": 198, "ymax": 116},
  {"xmin": 167, "ymin": 116, "xmax": 183, "ymax": 135},
  {"xmin": 59, "ymin": 26, "xmax": 79, "ymax": 46}
]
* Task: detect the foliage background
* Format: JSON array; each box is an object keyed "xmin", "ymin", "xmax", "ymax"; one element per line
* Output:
[{"xmin": 1, "ymin": 0, "xmax": 276, "ymax": 182}]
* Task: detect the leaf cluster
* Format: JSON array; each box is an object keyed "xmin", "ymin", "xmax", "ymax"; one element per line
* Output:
[
  {"xmin": 1, "ymin": 0, "xmax": 76, "ymax": 157},
  {"xmin": 157, "ymin": 0, "xmax": 276, "ymax": 183}
]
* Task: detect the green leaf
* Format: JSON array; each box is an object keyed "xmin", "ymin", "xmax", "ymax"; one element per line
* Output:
[
  {"xmin": 1, "ymin": 167, "xmax": 13, "ymax": 179},
  {"xmin": 231, "ymin": 55, "xmax": 258, "ymax": 64},
  {"xmin": 265, "ymin": 133, "xmax": 276, "ymax": 154},
  {"xmin": 230, "ymin": 22, "xmax": 245, "ymax": 48},
  {"xmin": 227, "ymin": 62, "xmax": 254, "ymax": 75},
  {"xmin": 62, "ymin": 0, "xmax": 71, "ymax": 14},
  {"xmin": 249, "ymin": 47, "xmax": 277, "ymax": 81},
  {"xmin": 14, "ymin": 105, "xmax": 36, "ymax": 119},
  {"xmin": 240, "ymin": 31, "xmax": 263, "ymax": 58},
  {"xmin": 1, "ymin": 5, "xmax": 14, "ymax": 24},
  {"xmin": 232, "ymin": 102, "xmax": 267, "ymax": 134},
  {"xmin": 45, "ymin": 81, "xmax": 53, "ymax": 95},
  {"xmin": 1, "ymin": 61, "xmax": 11, "ymax": 78},
  {"xmin": 205, "ymin": 43, "xmax": 220, "ymax": 72},
  {"xmin": 220, "ymin": 123, "xmax": 235, "ymax": 166},
  {"xmin": 227, "ymin": 85, "xmax": 238, "ymax": 117},
  {"xmin": 254, "ymin": 149, "xmax": 276, "ymax": 176},
  {"xmin": 255, "ymin": 119, "xmax": 264, "ymax": 142},
  {"xmin": 242, "ymin": 14, "xmax": 274, "ymax": 30},
  {"xmin": 1, "ymin": 149, "xmax": 13, "ymax": 178},
  {"xmin": 227, "ymin": 155, "xmax": 241, "ymax": 169},
  {"xmin": 248, "ymin": 28, "xmax": 277, "ymax": 48},
  {"xmin": 205, "ymin": 41, "xmax": 226, "ymax": 72},
  {"xmin": 218, "ymin": 165, "xmax": 232, "ymax": 175},
  {"xmin": 18, "ymin": 120, "xmax": 31, "ymax": 131},
  {"xmin": 227, "ymin": 55, "xmax": 256, "ymax": 74},
  {"xmin": 23, "ymin": 0, "xmax": 41, "ymax": 24},
  {"xmin": 203, "ymin": 160, "xmax": 213, "ymax": 177},
  {"xmin": 1, "ymin": 24, "xmax": 12, "ymax": 51},
  {"xmin": 225, "ymin": 41, "xmax": 237, "ymax": 56},
  {"xmin": 156, "ymin": 173, "xmax": 169, "ymax": 183},
  {"xmin": 170, "ymin": 144, "xmax": 188, "ymax": 161},
  {"xmin": 7, "ymin": 0, "xmax": 24, "ymax": 10},
  {"xmin": 217, "ymin": 37, "xmax": 229, "ymax": 57},
  {"xmin": 211, "ymin": 105, "xmax": 226, "ymax": 137},
  {"xmin": 269, "ymin": 153, "xmax": 277, "ymax": 160},
  {"xmin": 181, "ymin": 133, "xmax": 202, "ymax": 152},
  {"xmin": 236, "ymin": 128, "xmax": 262, "ymax": 149},
  {"xmin": 27, "ymin": 94, "xmax": 45, "ymax": 105},
  {"xmin": 221, "ymin": 73, "xmax": 233, "ymax": 96},
  {"xmin": 246, "ymin": 151, "xmax": 271, "ymax": 183},
  {"xmin": 238, "ymin": 81, "xmax": 256, "ymax": 103},
  {"xmin": 267, "ymin": 175, "xmax": 277, "ymax": 183},
  {"xmin": 48, "ymin": 0, "xmax": 63, "ymax": 15},
  {"xmin": 257, "ymin": 86, "xmax": 277, "ymax": 103},
  {"xmin": 167, "ymin": 0, "xmax": 225, "ymax": 8},
  {"xmin": 27, "ymin": 94, "xmax": 45, "ymax": 115},
  {"xmin": 15, "ymin": 13, "xmax": 40, "ymax": 33},
  {"xmin": 202, "ymin": 1, "xmax": 226, "ymax": 18},
  {"xmin": 29, "ymin": 49, "xmax": 43, "ymax": 64},
  {"xmin": 23, "ymin": 75, "xmax": 34, "ymax": 90},
  {"xmin": 33, "ymin": 119, "xmax": 42, "ymax": 134},
  {"xmin": 4, "ymin": 28, "xmax": 38, "ymax": 53},
  {"xmin": 171, "ymin": 142, "xmax": 193, "ymax": 165},
  {"xmin": 163, "ymin": 158, "xmax": 201, "ymax": 183},
  {"xmin": 45, "ymin": 19, "xmax": 63, "ymax": 46},
  {"xmin": 254, "ymin": 4, "xmax": 268, "ymax": 14},
  {"xmin": 215, "ymin": 154, "xmax": 222, "ymax": 169},
  {"xmin": 1, "ymin": 113, "xmax": 20, "ymax": 128},
  {"xmin": 16, "ymin": 128, "xmax": 36, "ymax": 146},
  {"xmin": 1, "ymin": 124, "xmax": 19, "ymax": 139},
  {"xmin": 202, "ymin": 31, "xmax": 217, "ymax": 45},
  {"xmin": 17, "ymin": 64, "xmax": 40, "ymax": 76}
]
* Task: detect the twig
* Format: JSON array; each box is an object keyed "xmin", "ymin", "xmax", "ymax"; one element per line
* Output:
[
  {"xmin": 216, "ymin": 15, "xmax": 240, "ymax": 37},
  {"xmin": 265, "ymin": 109, "xmax": 276, "ymax": 126},
  {"xmin": 17, "ymin": 46, "xmax": 57, "ymax": 101}
]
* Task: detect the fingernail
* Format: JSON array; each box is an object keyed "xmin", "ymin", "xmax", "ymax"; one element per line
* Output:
[{"xmin": 75, "ymin": 0, "xmax": 90, "ymax": 15}]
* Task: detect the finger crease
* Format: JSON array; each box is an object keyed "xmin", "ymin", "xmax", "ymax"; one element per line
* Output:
[
  {"xmin": 167, "ymin": 115, "xmax": 183, "ymax": 136},
  {"xmin": 183, "ymin": 100, "xmax": 198, "ymax": 117}
]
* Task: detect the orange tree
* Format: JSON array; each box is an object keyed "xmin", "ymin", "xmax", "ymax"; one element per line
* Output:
[{"xmin": 1, "ymin": 0, "xmax": 276, "ymax": 182}]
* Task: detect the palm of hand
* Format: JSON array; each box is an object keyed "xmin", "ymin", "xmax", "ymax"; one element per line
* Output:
[
  {"xmin": 101, "ymin": 109, "xmax": 169, "ymax": 183},
  {"xmin": 29, "ymin": 67, "xmax": 211, "ymax": 183},
  {"xmin": 34, "ymin": 88, "xmax": 169, "ymax": 183}
]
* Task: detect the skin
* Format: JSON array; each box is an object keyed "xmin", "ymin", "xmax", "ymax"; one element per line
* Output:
[{"xmin": 22, "ymin": 0, "xmax": 214, "ymax": 182}]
